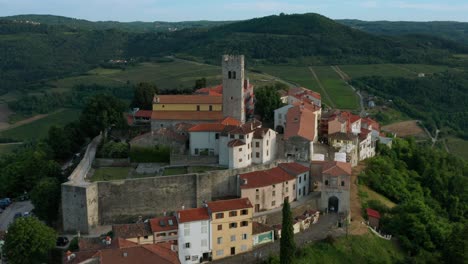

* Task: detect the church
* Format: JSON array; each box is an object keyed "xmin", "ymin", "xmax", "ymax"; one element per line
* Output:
[{"xmin": 151, "ymin": 55, "xmax": 254, "ymax": 129}]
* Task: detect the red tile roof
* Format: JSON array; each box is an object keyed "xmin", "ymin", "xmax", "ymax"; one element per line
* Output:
[
  {"xmin": 252, "ymin": 222, "xmax": 274, "ymax": 235},
  {"xmin": 153, "ymin": 95, "xmax": 222, "ymax": 104},
  {"xmin": 112, "ymin": 222, "xmax": 152, "ymax": 239},
  {"xmin": 189, "ymin": 123, "xmax": 227, "ymax": 132},
  {"xmin": 362, "ymin": 117, "xmax": 380, "ymax": 131},
  {"xmin": 314, "ymin": 161, "xmax": 352, "ymax": 176},
  {"xmin": 207, "ymin": 198, "xmax": 253, "ymax": 212},
  {"xmin": 220, "ymin": 117, "xmax": 242, "ymax": 126},
  {"xmin": 240, "ymin": 167, "xmax": 296, "ymax": 189},
  {"xmin": 292, "ymin": 101, "xmax": 321, "ymax": 112},
  {"xmin": 151, "ymin": 111, "xmax": 223, "ymax": 121},
  {"xmin": 284, "ymin": 105, "xmax": 316, "ymax": 141},
  {"xmin": 253, "ymin": 127, "xmax": 271, "ymax": 139},
  {"xmin": 95, "ymin": 243, "xmax": 179, "ymax": 264},
  {"xmin": 279, "ymin": 162, "xmax": 309, "ymax": 175},
  {"xmin": 134, "ymin": 110, "xmax": 153, "ymax": 118},
  {"xmin": 227, "ymin": 139, "xmax": 245, "ymax": 147},
  {"xmin": 228, "ymin": 120, "xmax": 262, "ymax": 135},
  {"xmin": 177, "ymin": 207, "xmax": 210, "ymax": 223},
  {"xmin": 149, "ymin": 216, "xmax": 178, "ymax": 233},
  {"xmin": 366, "ymin": 208, "xmax": 381, "ymax": 219}
]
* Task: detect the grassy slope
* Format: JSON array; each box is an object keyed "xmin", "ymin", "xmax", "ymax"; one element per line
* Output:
[
  {"xmin": 295, "ymin": 234, "xmax": 403, "ymax": 264},
  {"xmin": 91, "ymin": 167, "xmax": 131, "ymax": 182},
  {"xmin": 338, "ymin": 64, "xmax": 450, "ymax": 79},
  {"xmin": 0, "ymin": 108, "xmax": 81, "ymax": 141},
  {"xmin": 445, "ymin": 137, "xmax": 468, "ymax": 160},
  {"xmin": 359, "ymin": 185, "xmax": 397, "ymax": 208}
]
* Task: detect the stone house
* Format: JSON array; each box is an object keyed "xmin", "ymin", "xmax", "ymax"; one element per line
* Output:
[
  {"xmin": 207, "ymin": 198, "xmax": 254, "ymax": 261},
  {"xmin": 278, "ymin": 162, "xmax": 311, "ymax": 200},
  {"xmin": 112, "ymin": 222, "xmax": 153, "ymax": 245},
  {"xmin": 177, "ymin": 207, "xmax": 212, "ymax": 264},
  {"xmin": 328, "ymin": 132, "xmax": 359, "ymax": 167},
  {"xmin": 239, "ymin": 167, "xmax": 297, "ymax": 212}
]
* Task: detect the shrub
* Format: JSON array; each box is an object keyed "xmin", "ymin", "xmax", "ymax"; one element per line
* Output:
[
  {"xmin": 68, "ymin": 237, "xmax": 79, "ymax": 251},
  {"xmin": 129, "ymin": 145, "xmax": 170, "ymax": 163},
  {"xmin": 100, "ymin": 141, "xmax": 129, "ymax": 158}
]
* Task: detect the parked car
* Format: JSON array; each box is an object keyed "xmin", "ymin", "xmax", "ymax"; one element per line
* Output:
[
  {"xmin": 0, "ymin": 198, "xmax": 11, "ymax": 209},
  {"xmin": 56, "ymin": 236, "xmax": 69, "ymax": 247},
  {"xmin": 23, "ymin": 211, "xmax": 31, "ymax": 217},
  {"xmin": 13, "ymin": 212, "xmax": 22, "ymax": 220}
]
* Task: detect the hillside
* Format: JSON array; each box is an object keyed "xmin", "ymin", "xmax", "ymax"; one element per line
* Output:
[
  {"xmin": 1, "ymin": 14, "xmax": 233, "ymax": 32},
  {"xmin": 338, "ymin": 19, "xmax": 468, "ymax": 45}
]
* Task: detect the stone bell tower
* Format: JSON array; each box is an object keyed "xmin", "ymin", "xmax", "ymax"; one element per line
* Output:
[{"xmin": 222, "ymin": 55, "xmax": 245, "ymax": 124}]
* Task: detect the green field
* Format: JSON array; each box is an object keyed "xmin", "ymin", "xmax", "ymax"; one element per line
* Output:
[
  {"xmin": 338, "ymin": 64, "xmax": 450, "ymax": 79},
  {"xmin": 0, "ymin": 108, "xmax": 81, "ymax": 141},
  {"xmin": 445, "ymin": 137, "xmax": 468, "ymax": 160},
  {"xmin": 359, "ymin": 185, "xmax": 397, "ymax": 209},
  {"xmin": 91, "ymin": 167, "xmax": 131, "ymax": 181}
]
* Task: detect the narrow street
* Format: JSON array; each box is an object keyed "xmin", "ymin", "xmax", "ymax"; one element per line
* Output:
[{"xmin": 0, "ymin": 201, "xmax": 34, "ymax": 231}]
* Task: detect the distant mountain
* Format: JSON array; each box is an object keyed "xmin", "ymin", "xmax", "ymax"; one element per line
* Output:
[
  {"xmin": 338, "ymin": 19, "xmax": 468, "ymax": 45},
  {"xmin": 1, "ymin": 14, "xmax": 234, "ymax": 32}
]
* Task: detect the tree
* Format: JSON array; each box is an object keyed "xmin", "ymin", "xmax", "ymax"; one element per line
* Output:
[
  {"xmin": 280, "ymin": 198, "xmax": 295, "ymax": 264},
  {"xmin": 47, "ymin": 125, "xmax": 73, "ymax": 160},
  {"xmin": 254, "ymin": 83, "xmax": 284, "ymax": 123},
  {"xmin": 30, "ymin": 177, "xmax": 61, "ymax": 225},
  {"xmin": 131, "ymin": 82, "xmax": 159, "ymax": 110},
  {"xmin": 4, "ymin": 217, "xmax": 56, "ymax": 264},
  {"xmin": 193, "ymin": 77, "xmax": 207, "ymax": 90}
]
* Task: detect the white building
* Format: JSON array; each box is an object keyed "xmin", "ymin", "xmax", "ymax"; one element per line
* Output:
[
  {"xmin": 279, "ymin": 162, "xmax": 311, "ymax": 200},
  {"xmin": 274, "ymin": 104, "xmax": 293, "ymax": 134},
  {"xmin": 358, "ymin": 129, "xmax": 375, "ymax": 161},
  {"xmin": 177, "ymin": 207, "xmax": 212, "ymax": 264}
]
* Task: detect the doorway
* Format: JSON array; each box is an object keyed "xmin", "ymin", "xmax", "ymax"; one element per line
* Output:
[
  {"xmin": 230, "ymin": 247, "xmax": 236, "ymax": 255},
  {"xmin": 328, "ymin": 196, "xmax": 339, "ymax": 212}
]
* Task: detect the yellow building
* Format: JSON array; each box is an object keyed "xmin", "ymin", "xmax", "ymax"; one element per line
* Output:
[{"xmin": 207, "ymin": 198, "xmax": 254, "ymax": 260}]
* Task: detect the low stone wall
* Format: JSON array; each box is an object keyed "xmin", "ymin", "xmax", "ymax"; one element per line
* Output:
[
  {"xmin": 94, "ymin": 158, "xmax": 131, "ymax": 167},
  {"xmin": 170, "ymin": 153, "xmax": 218, "ymax": 166}
]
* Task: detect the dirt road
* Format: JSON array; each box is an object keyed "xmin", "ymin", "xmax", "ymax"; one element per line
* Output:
[
  {"xmin": 348, "ymin": 163, "xmax": 368, "ymax": 235},
  {"xmin": 308, "ymin": 66, "xmax": 335, "ymax": 108}
]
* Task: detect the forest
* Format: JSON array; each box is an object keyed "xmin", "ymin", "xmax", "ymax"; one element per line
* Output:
[
  {"xmin": 360, "ymin": 139, "xmax": 467, "ymax": 263},
  {"xmin": 350, "ymin": 71, "xmax": 468, "ymax": 139}
]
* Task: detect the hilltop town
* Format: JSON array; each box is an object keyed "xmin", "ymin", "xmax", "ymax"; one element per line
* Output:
[{"xmin": 59, "ymin": 55, "xmax": 393, "ymax": 264}]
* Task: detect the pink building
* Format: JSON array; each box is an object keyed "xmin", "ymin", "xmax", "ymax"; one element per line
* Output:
[{"xmin": 239, "ymin": 167, "xmax": 297, "ymax": 213}]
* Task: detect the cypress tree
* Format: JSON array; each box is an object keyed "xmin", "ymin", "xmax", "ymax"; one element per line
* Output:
[{"xmin": 280, "ymin": 198, "xmax": 296, "ymax": 264}]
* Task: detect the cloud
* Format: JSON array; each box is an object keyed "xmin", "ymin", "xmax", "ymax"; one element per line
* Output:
[{"xmin": 390, "ymin": 1, "xmax": 468, "ymax": 11}]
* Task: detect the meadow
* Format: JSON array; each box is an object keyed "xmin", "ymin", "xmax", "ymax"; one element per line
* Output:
[
  {"xmin": 445, "ymin": 137, "xmax": 468, "ymax": 160},
  {"xmin": 338, "ymin": 63, "xmax": 450, "ymax": 79}
]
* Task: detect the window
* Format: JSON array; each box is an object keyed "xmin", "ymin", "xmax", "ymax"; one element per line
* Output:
[
  {"xmin": 272, "ymin": 184, "xmax": 276, "ymax": 188},
  {"xmin": 241, "ymin": 245, "xmax": 247, "ymax": 252},
  {"xmin": 255, "ymin": 142, "xmax": 260, "ymax": 148},
  {"xmin": 209, "ymin": 105, "xmax": 213, "ymax": 111},
  {"xmin": 160, "ymin": 124, "xmax": 164, "ymax": 127},
  {"xmin": 195, "ymin": 148, "xmax": 199, "ymax": 155},
  {"xmin": 217, "ymin": 237, "xmax": 223, "ymax": 244},
  {"xmin": 293, "ymin": 184, "xmax": 295, "ymax": 190},
  {"xmin": 184, "ymin": 223, "xmax": 190, "ymax": 236},
  {"xmin": 325, "ymin": 180, "xmax": 329, "ymax": 185},
  {"xmin": 217, "ymin": 224, "xmax": 223, "ymax": 231},
  {"xmin": 229, "ymin": 211, "xmax": 238, "ymax": 217},
  {"xmin": 242, "ymin": 234, "xmax": 248, "ymax": 240},
  {"xmin": 246, "ymin": 134, "xmax": 249, "ymax": 139},
  {"xmin": 256, "ymin": 188, "xmax": 259, "ymax": 192},
  {"xmin": 299, "ymin": 177, "xmax": 302, "ymax": 183},
  {"xmin": 216, "ymin": 213, "xmax": 224, "ymax": 219},
  {"xmin": 201, "ymin": 221, "xmax": 208, "ymax": 234},
  {"xmin": 230, "ymin": 235, "xmax": 236, "ymax": 242},
  {"xmin": 272, "ymin": 190, "xmax": 276, "ymax": 197},
  {"xmin": 201, "ymin": 239, "xmax": 208, "ymax": 247},
  {"xmin": 143, "ymin": 235, "xmax": 148, "ymax": 239},
  {"xmin": 241, "ymin": 209, "xmax": 248, "ymax": 215},
  {"xmin": 271, "ymin": 201, "xmax": 276, "ymax": 206},
  {"xmin": 230, "ymin": 134, "xmax": 234, "ymax": 139},
  {"xmin": 304, "ymin": 174, "xmax": 307, "ymax": 181},
  {"xmin": 248, "ymin": 154, "xmax": 250, "ymax": 160},
  {"xmin": 197, "ymin": 105, "xmax": 200, "ymax": 111},
  {"xmin": 230, "ymin": 96, "xmax": 234, "ymax": 100},
  {"xmin": 228, "ymin": 71, "xmax": 232, "ymax": 79},
  {"xmin": 192, "ymin": 256, "xmax": 198, "ymax": 261},
  {"xmin": 215, "ymin": 133, "xmax": 220, "ymax": 139},
  {"xmin": 185, "ymin": 242, "xmax": 191, "ymax": 248},
  {"xmin": 239, "ymin": 135, "xmax": 244, "ymax": 139},
  {"xmin": 278, "ymin": 113, "xmax": 282, "ymax": 119},
  {"xmin": 299, "ymin": 189, "xmax": 302, "ymax": 196},
  {"xmin": 233, "ymin": 71, "xmax": 236, "ymax": 79},
  {"xmin": 267, "ymin": 150, "xmax": 269, "ymax": 156},
  {"xmin": 216, "ymin": 250, "xmax": 224, "ymax": 256},
  {"xmin": 241, "ymin": 221, "xmax": 248, "ymax": 227},
  {"xmin": 267, "ymin": 140, "xmax": 269, "ymax": 146},
  {"xmin": 239, "ymin": 158, "xmax": 242, "ymax": 162},
  {"xmin": 185, "ymin": 256, "xmax": 191, "ymax": 261},
  {"xmin": 286, "ymin": 187, "xmax": 289, "ymax": 192},
  {"xmin": 341, "ymin": 181, "xmax": 345, "ymax": 186},
  {"xmin": 229, "ymin": 222, "xmax": 238, "ymax": 229},
  {"xmin": 256, "ymin": 152, "xmax": 260, "ymax": 158},
  {"xmin": 255, "ymin": 194, "xmax": 259, "ymax": 200},
  {"xmin": 239, "ymin": 148, "xmax": 242, "ymax": 152}
]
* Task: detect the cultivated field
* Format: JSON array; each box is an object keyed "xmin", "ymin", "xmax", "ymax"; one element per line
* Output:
[
  {"xmin": 381, "ymin": 120, "xmax": 427, "ymax": 138},
  {"xmin": 0, "ymin": 108, "xmax": 81, "ymax": 141},
  {"xmin": 338, "ymin": 64, "xmax": 450, "ymax": 79},
  {"xmin": 445, "ymin": 137, "xmax": 468, "ymax": 160}
]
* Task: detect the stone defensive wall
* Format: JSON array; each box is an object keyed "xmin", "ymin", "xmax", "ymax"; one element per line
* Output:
[{"xmin": 61, "ymin": 135, "xmax": 288, "ymax": 234}]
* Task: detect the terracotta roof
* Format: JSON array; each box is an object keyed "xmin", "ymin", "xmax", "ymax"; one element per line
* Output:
[
  {"xmin": 366, "ymin": 208, "xmax": 381, "ymax": 219},
  {"xmin": 329, "ymin": 132, "xmax": 358, "ymax": 141},
  {"xmin": 66, "ymin": 238, "xmax": 142, "ymax": 264},
  {"xmin": 292, "ymin": 101, "xmax": 321, "ymax": 112},
  {"xmin": 313, "ymin": 161, "xmax": 352, "ymax": 176},
  {"xmin": 153, "ymin": 95, "xmax": 222, "ymax": 104},
  {"xmin": 362, "ymin": 117, "xmax": 380, "ymax": 131},
  {"xmin": 134, "ymin": 110, "xmax": 153, "ymax": 118},
  {"xmin": 112, "ymin": 222, "xmax": 152, "ymax": 239},
  {"xmin": 253, "ymin": 127, "xmax": 271, "ymax": 139},
  {"xmin": 240, "ymin": 167, "xmax": 296, "ymax": 189},
  {"xmin": 228, "ymin": 120, "xmax": 262, "ymax": 135},
  {"xmin": 177, "ymin": 207, "xmax": 210, "ymax": 223},
  {"xmin": 284, "ymin": 105, "xmax": 316, "ymax": 141},
  {"xmin": 350, "ymin": 114, "xmax": 361, "ymax": 124},
  {"xmin": 173, "ymin": 122, "xmax": 194, "ymax": 132},
  {"xmin": 189, "ymin": 123, "xmax": 226, "ymax": 132},
  {"xmin": 227, "ymin": 139, "xmax": 245, "ymax": 147},
  {"xmin": 207, "ymin": 198, "xmax": 253, "ymax": 212},
  {"xmin": 151, "ymin": 111, "xmax": 223, "ymax": 121},
  {"xmin": 194, "ymin": 82, "xmax": 254, "ymax": 96},
  {"xmin": 94, "ymin": 243, "xmax": 179, "ymax": 264},
  {"xmin": 359, "ymin": 128, "xmax": 372, "ymax": 140},
  {"xmin": 252, "ymin": 222, "xmax": 274, "ymax": 235},
  {"xmin": 149, "ymin": 216, "xmax": 178, "ymax": 233},
  {"xmin": 279, "ymin": 162, "xmax": 309, "ymax": 175},
  {"xmin": 220, "ymin": 117, "xmax": 242, "ymax": 126}
]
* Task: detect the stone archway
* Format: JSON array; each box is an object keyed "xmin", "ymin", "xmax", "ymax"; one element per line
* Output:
[
  {"xmin": 275, "ymin": 125, "xmax": 284, "ymax": 134},
  {"xmin": 328, "ymin": 196, "xmax": 339, "ymax": 212}
]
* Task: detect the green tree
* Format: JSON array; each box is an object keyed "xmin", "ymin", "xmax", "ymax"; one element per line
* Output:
[
  {"xmin": 47, "ymin": 125, "xmax": 73, "ymax": 160},
  {"xmin": 30, "ymin": 177, "xmax": 61, "ymax": 225},
  {"xmin": 4, "ymin": 217, "xmax": 56, "ymax": 264},
  {"xmin": 131, "ymin": 82, "xmax": 159, "ymax": 110},
  {"xmin": 254, "ymin": 84, "xmax": 284, "ymax": 123},
  {"xmin": 193, "ymin": 77, "xmax": 207, "ymax": 90},
  {"xmin": 280, "ymin": 198, "xmax": 295, "ymax": 264}
]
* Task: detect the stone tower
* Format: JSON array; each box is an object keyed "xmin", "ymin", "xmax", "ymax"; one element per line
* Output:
[{"xmin": 222, "ymin": 55, "xmax": 245, "ymax": 124}]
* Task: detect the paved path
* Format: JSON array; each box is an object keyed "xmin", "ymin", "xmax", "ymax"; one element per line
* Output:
[
  {"xmin": 0, "ymin": 201, "xmax": 34, "ymax": 230},
  {"xmin": 214, "ymin": 213, "xmax": 344, "ymax": 264}
]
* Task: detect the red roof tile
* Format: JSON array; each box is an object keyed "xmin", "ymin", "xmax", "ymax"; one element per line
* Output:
[
  {"xmin": 112, "ymin": 223, "xmax": 152, "ymax": 239},
  {"xmin": 284, "ymin": 105, "xmax": 316, "ymax": 141},
  {"xmin": 366, "ymin": 208, "xmax": 381, "ymax": 219},
  {"xmin": 240, "ymin": 167, "xmax": 296, "ymax": 189},
  {"xmin": 149, "ymin": 216, "xmax": 178, "ymax": 233},
  {"xmin": 227, "ymin": 139, "xmax": 245, "ymax": 147},
  {"xmin": 362, "ymin": 117, "xmax": 380, "ymax": 131},
  {"xmin": 151, "ymin": 111, "xmax": 223, "ymax": 121},
  {"xmin": 253, "ymin": 127, "xmax": 271, "ymax": 139},
  {"xmin": 207, "ymin": 198, "xmax": 253, "ymax": 212},
  {"xmin": 177, "ymin": 207, "xmax": 210, "ymax": 223},
  {"xmin": 96, "ymin": 243, "xmax": 179, "ymax": 264},
  {"xmin": 153, "ymin": 95, "xmax": 222, "ymax": 104},
  {"xmin": 279, "ymin": 162, "xmax": 309, "ymax": 175},
  {"xmin": 292, "ymin": 101, "xmax": 320, "ymax": 112},
  {"xmin": 252, "ymin": 222, "xmax": 274, "ymax": 235},
  {"xmin": 220, "ymin": 117, "xmax": 242, "ymax": 126},
  {"xmin": 313, "ymin": 161, "xmax": 352, "ymax": 177},
  {"xmin": 189, "ymin": 123, "xmax": 226, "ymax": 132},
  {"xmin": 134, "ymin": 110, "xmax": 153, "ymax": 118}
]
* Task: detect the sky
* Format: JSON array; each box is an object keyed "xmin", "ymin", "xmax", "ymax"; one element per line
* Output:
[{"xmin": 0, "ymin": 0, "xmax": 467, "ymax": 22}]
